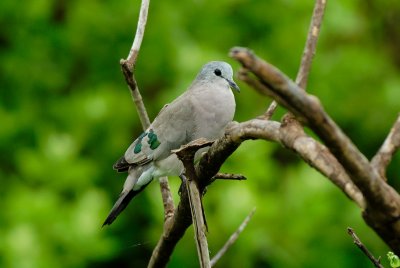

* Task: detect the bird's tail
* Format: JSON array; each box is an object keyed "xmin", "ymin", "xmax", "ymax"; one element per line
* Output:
[{"xmin": 102, "ymin": 183, "xmax": 150, "ymax": 226}]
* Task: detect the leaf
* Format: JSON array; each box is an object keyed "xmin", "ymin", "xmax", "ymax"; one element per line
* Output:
[{"xmin": 388, "ymin": 252, "xmax": 400, "ymax": 268}]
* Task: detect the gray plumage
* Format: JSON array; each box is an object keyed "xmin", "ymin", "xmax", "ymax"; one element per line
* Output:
[{"xmin": 103, "ymin": 61, "xmax": 239, "ymax": 226}]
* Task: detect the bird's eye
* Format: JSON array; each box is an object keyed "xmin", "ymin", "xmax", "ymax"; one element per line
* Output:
[{"xmin": 214, "ymin": 69, "xmax": 222, "ymax": 76}]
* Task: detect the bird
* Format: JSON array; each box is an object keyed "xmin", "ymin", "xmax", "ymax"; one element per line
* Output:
[{"xmin": 103, "ymin": 61, "xmax": 240, "ymax": 226}]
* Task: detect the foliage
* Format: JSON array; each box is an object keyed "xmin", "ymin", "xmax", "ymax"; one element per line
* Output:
[
  {"xmin": 388, "ymin": 252, "xmax": 400, "ymax": 268},
  {"xmin": 0, "ymin": 0, "xmax": 399, "ymax": 267}
]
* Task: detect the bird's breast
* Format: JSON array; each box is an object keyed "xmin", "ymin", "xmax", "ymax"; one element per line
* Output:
[{"xmin": 191, "ymin": 86, "xmax": 236, "ymax": 140}]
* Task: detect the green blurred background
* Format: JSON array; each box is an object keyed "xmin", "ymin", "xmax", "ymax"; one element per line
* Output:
[{"xmin": 1, "ymin": 0, "xmax": 399, "ymax": 267}]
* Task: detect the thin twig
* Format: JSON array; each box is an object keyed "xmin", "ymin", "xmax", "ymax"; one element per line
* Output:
[
  {"xmin": 295, "ymin": 0, "xmax": 327, "ymax": 89},
  {"xmin": 241, "ymin": 0, "xmax": 327, "ymax": 121},
  {"xmin": 282, "ymin": 0, "xmax": 327, "ymax": 122},
  {"xmin": 125, "ymin": 0, "xmax": 150, "ymax": 69},
  {"xmin": 211, "ymin": 173, "xmax": 247, "ymax": 182},
  {"xmin": 347, "ymin": 227, "xmax": 384, "ymax": 268},
  {"xmin": 371, "ymin": 114, "xmax": 400, "ymax": 180},
  {"xmin": 120, "ymin": 0, "xmax": 151, "ymax": 128},
  {"xmin": 210, "ymin": 208, "xmax": 256, "ymax": 267},
  {"xmin": 120, "ymin": 0, "xmax": 175, "ymax": 246},
  {"xmin": 262, "ymin": 101, "xmax": 278, "ymax": 120}
]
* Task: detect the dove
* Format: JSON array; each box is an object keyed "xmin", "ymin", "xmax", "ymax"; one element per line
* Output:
[{"xmin": 103, "ymin": 61, "xmax": 239, "ymax": 226}]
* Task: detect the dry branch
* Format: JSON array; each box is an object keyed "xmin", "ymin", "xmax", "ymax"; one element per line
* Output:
[
  {"xmin": 211, "ymin": 173, "xmax": 247, "ymax": 182},
  {"xmin": 146, "ymin": 117, "xmax": 366, "ymax": 265},
  {"xmin": 147, "ymin": 120, "xmax": 273, "ymax": 266},
  {"xmin": 371, "ymin": 114, "xmax": 400, "ymax": 180},
  {"xmin": 295, "ymin": 0, "xmax": 327, "ymax": 89},
  {"xmin": 120, "ymin": 0, "xmax": 175, "ymax": 231},
  {"xmin": 173, "ymin": 139, "xmax": 214, "ymax": 268},
  {"xmin": 210, "ymin": 208, "xmax": 256, "ymax": 267},
  {"xmin": 120, "ymin": 0, "xmax": 151, "ymax": 128},
  {"xmin": 279, "ymin": 116, "xmax": 365, "ymax": 208},
  {"xmin": 230, "ymin": 47, "xmax": 400, "ymax": 253},
  {"xmin": 347, "ymin": 227, "xmax": 384, "ymax": 268},
  {"xmin": 116, "ymin": 0, "xmax": 400, "ymax": 264}
]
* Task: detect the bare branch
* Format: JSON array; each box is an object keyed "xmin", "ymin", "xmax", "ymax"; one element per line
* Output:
[
  {"xmin": 119, "ymin": 0, "xmax": 176, "ymax": 260},
  {"xmin": 159, "ymin": 178, "xmax": 175, "ymax": 228},
  {"xmin": 173, "ymin": 139, "xmax": 213, "ymax": 268},
  {"xmin": 347, "ymin": 227, "xmax": 384, "ymax": 268},
  {"xmin": 147, "ymin": 117, "xmax": 366, "ymax": 266},
  {"xmin": 295, "ymin": 0, "xmax": 327, "ymax": 89},
  {"xmin": 230, "ymin": 48, "xmax": 398, "ymax": 205},
  {"xmin": 279, "ymin": 116, "xmax": 365, "ymax": 208},
  {"xmin": 231, "ymin": 47, "xmax": 400, "ymax": 252},
  {"xmin": 120, "ymin": 0, "xmax": 151, "ymax": 128},
  {"xmin": 125, "ymin": 0, "xmax": 150, "ymax": 69},
  {"xmin": 210, "ymin": 208, "xmax": 256, "ymax": 267},
  {"xmin": 227, "ymin": 119, "xmax": 365, "ymax": 208},
  {"xmin": 240, "ymin": 0, "xmax": 327, "ymax": 121},
  {"xmin": 211, "ymin": 173, "xmax": 247, "ymax": 182},
  {"xmin": 262, "ymin": 101, "xmax": 278, "ymax": 120},
  {"xmin": 147, "ymin": 187, "xmax": 192, "ymax": 268},
  {"xmin": 371, "ymin": 114, "xmax": 400, "ymax": 180}
]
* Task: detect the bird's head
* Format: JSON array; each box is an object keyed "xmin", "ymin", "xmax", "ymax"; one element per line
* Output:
[{"xmin": 196, "ymin": 61, "xmax": 240, "ymax": 92}]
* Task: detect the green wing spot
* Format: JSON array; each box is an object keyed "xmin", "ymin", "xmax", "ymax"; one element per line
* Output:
[
  {"xmin": 133, "ymin": 132, "xmax": 147, "ymax": 154},
  {"xmin": 148, "ymin": 130, "xmax": 161, "ymax": 150},
  {"xmin": 150, "ymin": 139, "xmax": 161, "ymax": 150},
  {"xmin": 134, "ymin": 142, "xmax": 142, "ymax": 154}
]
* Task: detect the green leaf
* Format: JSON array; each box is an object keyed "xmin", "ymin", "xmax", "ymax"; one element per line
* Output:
[{"xmin": 388, "ymin": 252, "xmax": 400, "ymax": 268}]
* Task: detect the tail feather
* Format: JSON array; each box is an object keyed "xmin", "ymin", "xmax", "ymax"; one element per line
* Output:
[
  {"xmin": 102, "ymin": 182, "xmax": 151, "ymax": 227},
  {"xmin": 102, "ymin": 190, "xmax": 136, "ymax": 226}
]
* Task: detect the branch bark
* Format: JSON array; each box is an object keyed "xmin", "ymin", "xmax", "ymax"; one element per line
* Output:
[
  {"xmin": 371, "ymin": 114, "xmax": 400, "ymax": 180},
  {"xmin": 146, "ymin": 117, "xmax": 367, "ymax": 266},
  {"xmin": 347, "ymin": 227, "xmax": 384, "ymax": 268},
  {"xmin": 173, "ymin": 139, "xmax": 214, "ymax": 268},
  {"xmin": 120, "ymin": 0, "xmax": 175, "ymax": 233},
  {"xmin": 295, "ymin": 0, "xmax": 327, "ymax": 89},
  {"xmin": 230, "ymin": 47, "xmax": 400, "ymax": 253},
  {"xmin": 120, "ymin": 0, "xmax": 151, "ymax": 128}
]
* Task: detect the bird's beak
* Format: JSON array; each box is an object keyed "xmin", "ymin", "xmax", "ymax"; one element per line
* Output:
[{"xmin": 226, "ymin": 78, "xmax": 240, "ymax": 93}]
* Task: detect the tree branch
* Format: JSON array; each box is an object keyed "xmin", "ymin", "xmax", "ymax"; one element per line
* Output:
[
  {"xmin": 226, "ymin": 77, "xmax": 366, "ymax": 207},
  {"xmin": 295, "ymin": 0, "xmax": 327, "ymax": 89},
  {"xmin": 120, "ymin": 0, "xmax": 151, "ymax": 128},
  {"xmin": 210, "ymin": 208, "xmax": 256, "ymax": 267},
  {"xmin": 173, "ymin": 139, "xmax": 214, "ymax": 268},
  {"xmin": 125, "ymin": 0, "xmax": 150, "ymax": 69},
  {"xmin": 211, "ymin": 173, "xmax": 247, "ymax": 182},
  {"xmin": 230, "ymin": 47, "xmax": 400, "ymax": 252},
  {"xmin": 147, "ymin": 117, "xmax": 366, "ymax": 266},
  {"xmin": 347, "ymin": 227, "xmax": 384, "ymax": 268},
  {"xmin": 279, "ymin": 115, "xmax": 365, "ymax": 208},
  {"xmin": 371, "ymin": 114, "xmax": 400, "ymax": 180},
  {"xmin": 120, "ymin": 0, "xmax": 175, "ymax": 256},
  {"xmin": 230, "ymin": 47, "xmax": 400, "ymax": 207},
  {"xmin": 238, "ymin": 64, "xmax": 278, "ymax": 121}
]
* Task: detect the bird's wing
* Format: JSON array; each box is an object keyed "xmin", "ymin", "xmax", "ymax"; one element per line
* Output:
[{"xmin": 114, "ymin": 92, "xmax": 196, "ymax": 171}]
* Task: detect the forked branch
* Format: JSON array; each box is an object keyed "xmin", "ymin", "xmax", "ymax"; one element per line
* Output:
[
  {"xmin": 371, "ymin": 114, "xmax": 400, "ymax": 180},
  {"xmin": 230, "ymin": 47, "xmax": 400, "ymax": 252}
]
